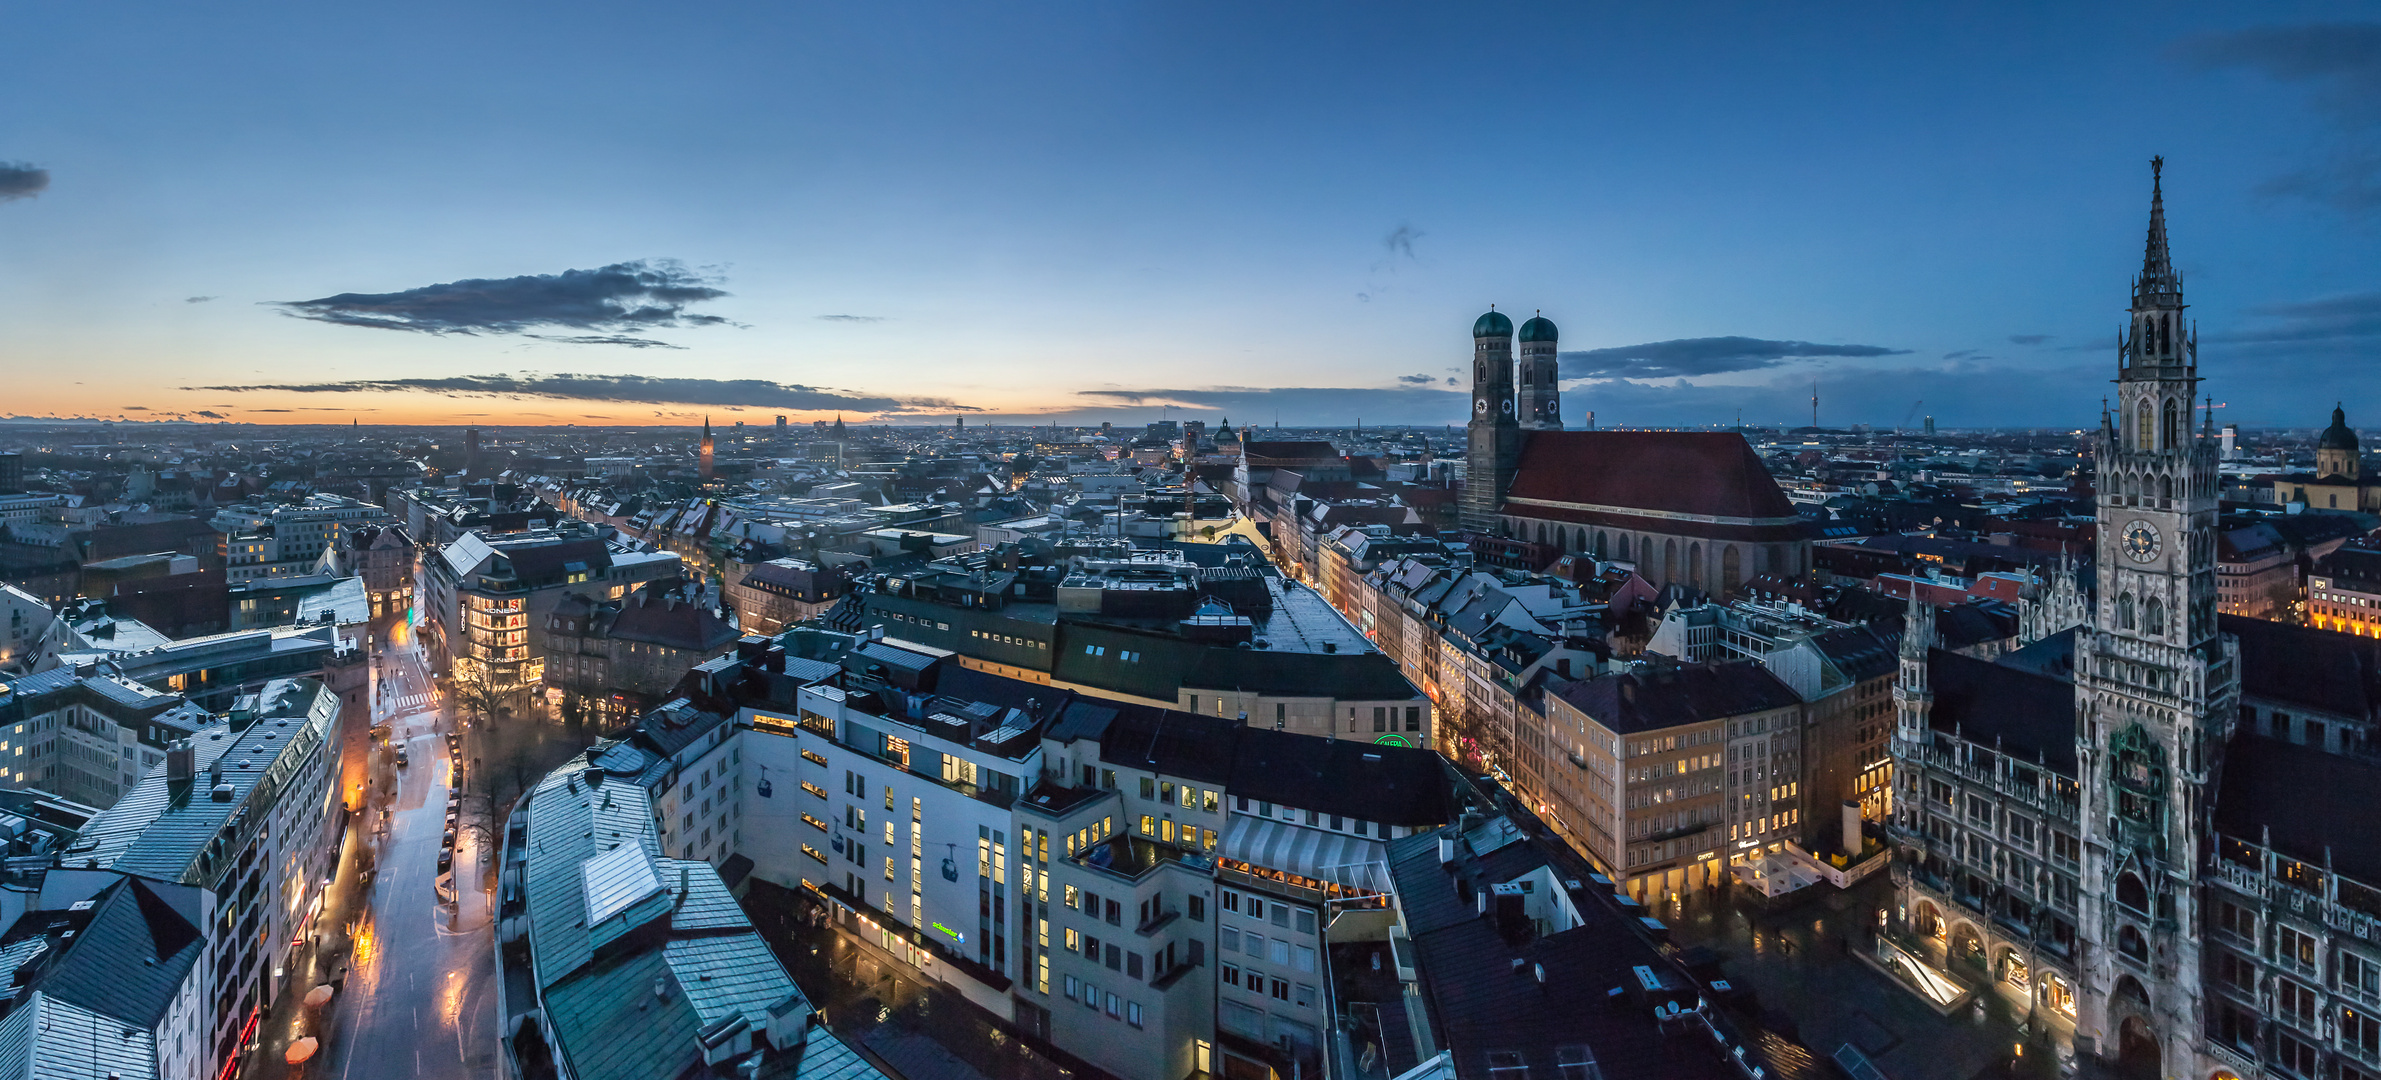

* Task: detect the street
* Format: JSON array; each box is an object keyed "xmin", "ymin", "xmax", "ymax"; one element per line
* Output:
[{"xmin": 249, "ymin": 634, "xmax": 499, "ymax": 1080}]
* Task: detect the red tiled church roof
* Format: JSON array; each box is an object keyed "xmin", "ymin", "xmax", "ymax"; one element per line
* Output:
[{"xmin": 1501, "ymin": 432, "xmax": 1800, "ymax": 521}]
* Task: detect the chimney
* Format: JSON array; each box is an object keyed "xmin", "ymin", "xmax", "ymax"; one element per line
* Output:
[
  {"xmin": 166, "ymin": 741, "xmax": 195, "ymax": 784},
  {"xmin": 1437, "ymin": 835, "xmax": 1455, "ymax": 866},
  {"xmin": 1842, "ymin": 800, "xmax": 1862, "ymax": 857}
]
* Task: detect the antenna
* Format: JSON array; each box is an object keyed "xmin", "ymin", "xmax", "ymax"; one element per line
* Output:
[{"xmin": 1810, "ymin": 378, "xmax": 1819, "ymax": 430}]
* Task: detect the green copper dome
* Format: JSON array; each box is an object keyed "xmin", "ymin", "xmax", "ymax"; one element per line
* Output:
[
  {"xmin": 2320, "ymin": 404, "xmax": 2359, "ymax": 452},
  {"xmin": 1473, "ymin": 309, "xmax": 1513, "ymax": 338},
  {"xmin": 1518, "ymin": 315, "xmax": 1558, "ymax": 343}
]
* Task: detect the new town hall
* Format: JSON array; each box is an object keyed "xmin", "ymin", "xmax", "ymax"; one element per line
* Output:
[{"xmin": 1889, "ymin": 161, "xmax": 2381, "ymax": 1079}]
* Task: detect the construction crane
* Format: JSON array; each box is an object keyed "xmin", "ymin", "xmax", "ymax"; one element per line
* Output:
[{"xmin": 1897, "ymin": 399, "xmax": 1925, "ymax": 436}]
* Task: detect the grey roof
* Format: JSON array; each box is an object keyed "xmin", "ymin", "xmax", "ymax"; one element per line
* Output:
[
  {"xmin": 1927, "ymin": 647, "xmax": 2077, "ymax": 776},
  {"xmin": 68, "ymin": 679, "xmax": 337, "ymax": 884},
  {"xmin": 517, "ymin": 758, "xmax": 827, "ymax": 1080},
  {"xmin": 0, "ymin": 992, "xmax": 159, "ymax": 1080},
  {"xmin": 22, "ymin": 876, "xmax": 206, "ymax": 1029},
  {"xmin": 2214, "ymin": 735, "xmax": 2381, "ymax": 883}
]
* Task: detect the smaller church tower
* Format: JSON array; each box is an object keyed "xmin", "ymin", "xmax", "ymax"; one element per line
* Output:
[
  {"xmin": 2318, "ymin": 403, "xmax": 2360, "ymax": 481},
  {"xmin": 1461, "ymin": 308, "xmax": 1522, "ymax": 532},
  {"xmin": 1891, "ymin": 590, "xmax": 1935, "ymax": 747},
  {"xmin": 1516, "ymin": 313, "xmax": 1562, "ymax": 431},
  {"xmin": 700, "ymin": 416, "xmax": 715, "ymax": 482}
]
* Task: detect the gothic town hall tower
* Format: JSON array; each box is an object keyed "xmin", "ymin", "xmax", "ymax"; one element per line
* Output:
[{"xmin": 2073, "ymin": 158, "xmax": 2240, "ymax": 1070}]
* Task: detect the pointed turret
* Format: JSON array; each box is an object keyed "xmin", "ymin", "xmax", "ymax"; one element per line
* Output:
[{"xmin": 2136, "ymin": 156, "xmax": 2180, "ymax": 306}]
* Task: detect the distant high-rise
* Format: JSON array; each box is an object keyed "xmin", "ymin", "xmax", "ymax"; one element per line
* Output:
[
  {"xmin": 699, "ymin": 416, "xmax": 715, "ymax": 482},
  {"xmin": 956, "ymin": 415, "xmax": 965, "ymax": 429},
  {"xmin": 464, "ymin": 427, "xmax": 480, "ymax": 473},
  {"xmin": 0, "ymin": 453, "xmax": 19, "ymax": 494},
  {"xmin": 775, "ymin": 415, "xmax": 788, "ymax": 437}
]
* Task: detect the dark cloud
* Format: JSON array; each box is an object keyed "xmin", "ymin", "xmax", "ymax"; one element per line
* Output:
[
  {"xmin": 122, "ymin": 406, "xmax": 149, "ymax": 411},
  {"xmin": 194, "ymin": 411, "xmax": 226, "ymax": 419},
  {"xmin": 2205, "ymin": 290, "xmax": 2381, "ymax": 363},
  {"xmin": 272, "ymin": 260, "xmax": 731, "ymax": 345},
  {"xmin": 2008, "ymin": 334, "xmax": 2053, "ymax": 346},
  {"xmin": 185, "ymin": 296, "xmax": 215, "ymax": 304},
  {"xmin": 816, "ymin": 314, "xmax": 885, "ymax": 323},
  {"xmin": 1395, "ymin": 374, "xmax": 1435, "ymax": 385},
  {"xmin": 1557, "ymin": 337, "xmax": 1909, "ymax": 380},
  {"xmin": 2178, "ymin": 24, "xmax": 2381, "ymax": 212},
  {"xmin": 529, "ymin": 334, "xmax": 683, "ymax": 349},
  {"xmin": 1943, "ymin": 349, "xmax": 1986, "ymax": 361},
  {"xmin": 0, "ymin": 163, "xmax": 47, "ymax": 202},
  {"xmin": 184, "ymin": 373, "xmax": 970, "ymax": 414},
  {"xmin": 1382, "ymin": 225, "xmax": 1422, "ymax": 262}
]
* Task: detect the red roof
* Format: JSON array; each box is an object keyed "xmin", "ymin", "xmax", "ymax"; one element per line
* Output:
[{"xmin": 1501, "ymin": 432, "xmax": 1799, "ymax": 521}]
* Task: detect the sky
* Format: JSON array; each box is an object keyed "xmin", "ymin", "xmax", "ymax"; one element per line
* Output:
[{"xmin": 4, "ymin": 2, "xmax": 2380, "ymax": 431}]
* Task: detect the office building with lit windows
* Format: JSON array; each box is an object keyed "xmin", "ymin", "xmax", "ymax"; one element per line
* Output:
[
  {"xmin": 584, "ymin": 625, "xmax": 1458, "ymax": 1080},
  {"xmin": 418, "ymin": 524, "xmax": 679, "ymax": 697}
]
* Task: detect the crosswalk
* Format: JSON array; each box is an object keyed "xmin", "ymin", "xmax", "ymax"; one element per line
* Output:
[{"xmin": 385, "ymin": 692, "xmax": 434, "ymax": 714}]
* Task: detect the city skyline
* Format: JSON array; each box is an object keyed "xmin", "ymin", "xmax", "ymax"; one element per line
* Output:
[{"xmin": 5, "ymin": 4, "xmax": 2381, "ymax": 430}]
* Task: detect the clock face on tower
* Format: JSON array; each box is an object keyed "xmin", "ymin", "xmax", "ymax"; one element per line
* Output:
[
  {"xmin": 1475, "ymin": 399, "xmax": 1488, "ymax": 415},
  {"xmin": 2121, "ymin": 520, "xmax": 2161, "ymax": 562}
]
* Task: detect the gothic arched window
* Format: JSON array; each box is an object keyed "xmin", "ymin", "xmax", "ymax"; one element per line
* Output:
[
  {"xmin": 1594, "ymin": 531, "xmax": 1608, "ymax": 559},
  {"xmin": 2162, "ymin": 399, "xmax": 2179, "ymax": 450},
  {"xmin": 2118, "ymin": 592, "xmax": 2136, "ymax": 630},
  {"xmin": 1722, "ymin": 546, "xmax": 1742, "ymax": 592},
  {"xmin": 2159, "ymin": 315, "xmax": 2171, "ymax": 355},
  {"xmin": 2145, "ymin": 596, "xmax": 2165, "ymax": 636},
  {"xmin": 2137, "ymin": 401, "xmax": 2155, "ymax": 451}
]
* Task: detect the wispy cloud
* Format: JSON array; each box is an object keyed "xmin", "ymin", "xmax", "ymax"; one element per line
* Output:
[
  {"xmin": 0, "ymin": 163, "xmax": 48, "ymax": 203},
  {"xmin": 194, "ymin": 410, "xmax": 226, "ymax": 419},
  {"xmin": 816, "ymin": 314, "xmax": 885, "ymax": 323},
  {"xmin": 2178, "ymin": 24, "xmax": 2381, "ymax": 212},
  {"xmin": 2008, "ymin": 334, "xmax": 2053, "ymax": 346},
  {"xmin": 184, "ymin": 373, "xmax": 971, "ymax": 414},
  {"xmin": 1395, "ymin": 374, "xmax": 1435, "ymax": 385},
  {"xmin": 185, "ymin": 296, "xmax": 215, "ymax": 304},
  {"xmin": 272, "ymin": 260, "xmax": 732, "ymax": 345},
  {"xmin": 1558, "ymin": 336, "xmax": 1909, "ymax": 380}
]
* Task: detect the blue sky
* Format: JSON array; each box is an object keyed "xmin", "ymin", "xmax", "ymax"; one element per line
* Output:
[{"xmin": 3, "ymin": 2, "xmax": 2378, "ymax": 429}]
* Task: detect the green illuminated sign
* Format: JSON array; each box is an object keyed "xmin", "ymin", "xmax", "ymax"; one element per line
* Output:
[{"xmin": 1373, "ymin": 734, "xmax": 1411, "ymax": 747}]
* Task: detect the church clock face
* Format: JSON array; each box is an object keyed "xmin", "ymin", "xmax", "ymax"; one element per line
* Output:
[
  {"xmin": 1474, "ymin": 398, "xmax": 1488, "ymax": 415},
  {"xmin": 2121, "ymin": 520, "xmax": 2161, "ymax": 562}
]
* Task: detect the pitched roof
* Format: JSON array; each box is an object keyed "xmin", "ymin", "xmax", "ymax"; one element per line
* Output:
[
  {"xmin": 1926, "ymin": 648, "xmax": 2076, "ymax": 775},
  {"xmin": 2214, "ymin": 735, "xmax": 2381, "ymax": 884},
  {"xmin": 25, "ymin": 876, "xmax": 205, "ymax": 1028},
  {"xmin": 2221, "ymin": 613, "xmax": 2381, "ymax": 721},
  {"xmin": 1502, "ymin": 432, "xmax": 1799, "ymax": 521},
  {"xmin": 1552, "ymin": 662, "xmax": 1801, "ymax": 734}
]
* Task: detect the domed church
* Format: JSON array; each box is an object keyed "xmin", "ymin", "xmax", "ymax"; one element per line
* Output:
[
  {"xmin": 1461, "ymin": 307, "xmax": 1811, "ymax": 594},
  {"xmin": 2272, "ymin": 404, "xmax": 2381, "ymax": 511}
]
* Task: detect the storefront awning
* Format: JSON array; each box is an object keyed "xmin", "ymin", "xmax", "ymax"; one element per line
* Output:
[{"xmin": 1222, "ymin": 815, "xmax": 1390, "ymax": 892}]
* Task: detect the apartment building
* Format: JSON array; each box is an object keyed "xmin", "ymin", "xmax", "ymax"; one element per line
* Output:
[
  {"xmin": 65, "ymin": 677, "xmax": 343, "ymax": 1077},
  {"xmin": 1543, "ymin": 662, "xmax": 1803, "ymax": 898},
  {"xmin": 0, "ymin": 666, "xmax": 213, "ymax": 807}
]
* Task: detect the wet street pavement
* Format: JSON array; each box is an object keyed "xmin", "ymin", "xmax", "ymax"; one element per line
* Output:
[
  {"xmin": 247, "ymin": 640, "xmax": 499, "ymax": 1080},
  {"xmin": 1657, "ymin": 873, "xmax": 2065, "ymax": 1080}
]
